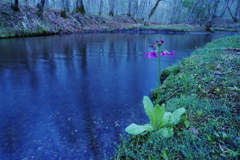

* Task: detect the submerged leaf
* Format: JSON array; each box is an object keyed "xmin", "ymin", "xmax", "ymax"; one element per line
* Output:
[
  {"xmin": 169, "ymin": 108, "xmax": 186, "ymax": 125},
  {"xmin": 125, "ymin": 123, "xmax": 154, "ymax": 135},
  {"xmin": 143, "ymin": 96, "xmax": 154, "ymax": 123}
]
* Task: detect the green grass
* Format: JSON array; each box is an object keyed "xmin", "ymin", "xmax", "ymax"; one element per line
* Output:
[{"xmin": 113, "ymin": 35, "xmax": 240, "ymax": 160}]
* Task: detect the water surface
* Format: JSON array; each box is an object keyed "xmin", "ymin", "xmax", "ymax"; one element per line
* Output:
[{"xmin": 0, "ymin": 32, "xmax": 235, "ymax": 159}]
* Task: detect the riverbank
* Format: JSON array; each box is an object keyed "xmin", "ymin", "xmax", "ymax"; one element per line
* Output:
[
  {"xmin": 0, "ymin": 1, "xmax": 239, "ymax": 38},
  {"xmin": 113, "ymin": 35, "xmax": 240, "ymax": 159}
]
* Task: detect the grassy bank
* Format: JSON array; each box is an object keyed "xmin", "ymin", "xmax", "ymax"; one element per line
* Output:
[{"xmin": 113, "ymin": 35, "xmax": 240, "ymax": 159}]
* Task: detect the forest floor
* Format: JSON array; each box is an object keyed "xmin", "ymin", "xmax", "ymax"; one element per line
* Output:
[{"xmin": 0, "ymin": 1, "xmax": 240, "ymax": 38}]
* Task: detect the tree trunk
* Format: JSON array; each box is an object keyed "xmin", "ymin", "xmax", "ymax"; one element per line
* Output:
[
  {"xmin": 128, "ymin": 0, "xmax": 138, "ymax": 18},
  {"xmin": 76, "ymin": 0, "xmax": 85, "ymax": 14},
  {"xmin": 11, "ymin": 0, "xmax": 20, "ymax": 11},
  {"xmin": 127, "ymin": 0, "xmax": 132, "ymax": 17},
  {"xmin": 148, "ymin": 0, "xmax": 163, "ymax": 20},
  {"xmin": 109, "ymin": 0, "xmax": 115, "ymax": 16},
  {"xmin": 99, "ymin": 0, "xmax": 103, "ymax": 15},
  {"xmin": 37, "ymin": 0, "xmax": 45, "ymax": 18},
  {"xmin": 143, "ymin": 0, "xmax": 150, "ymax": 25}
]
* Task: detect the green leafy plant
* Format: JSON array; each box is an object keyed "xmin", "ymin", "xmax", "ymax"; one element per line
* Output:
[
  {"xmin": 125, "ymin": 96, "xmax": 186, "ymax": 138},
  {"xmin": 125, "ymin": 40, "xmax": 186, "ymax": 138},
  {"xmin": 115, "ymin": 35, "xmax": 240, "ymax": 160}
]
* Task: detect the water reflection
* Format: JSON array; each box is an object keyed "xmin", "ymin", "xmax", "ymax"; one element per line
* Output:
[{"xmin": 0, "ymin": 32, "xmax": 235, "ymax": 159}]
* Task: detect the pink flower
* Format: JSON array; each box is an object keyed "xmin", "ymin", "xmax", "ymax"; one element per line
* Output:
[
  {"xmin": 160, "ymin": 51, "xmax": 167, "ymax": 56},
  {"xmin": 168, "ymin": 51, "xmax": 175, "ymax": 58},
  {"xmin": 160, "ymin": 51, "xmax": 175, "ymax": 58},
  {"xmin": 145, "ymin": 51, "xmax": 158, "ymax": 59}
]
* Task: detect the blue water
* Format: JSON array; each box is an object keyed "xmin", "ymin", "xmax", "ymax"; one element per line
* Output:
[{"xmin": 0, "ymin": 32, "xmax": 235, "ymax": 159}]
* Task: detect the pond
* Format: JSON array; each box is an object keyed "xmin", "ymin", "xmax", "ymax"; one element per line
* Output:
[{"xmin": 0, "ymin": 32, "xmax": 235, "ymax": 159}]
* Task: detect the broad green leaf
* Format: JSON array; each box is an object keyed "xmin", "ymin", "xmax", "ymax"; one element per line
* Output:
[
  {"xmin": 152, "ymin": 104, "xmax": 165, "ymax": 129},
  {"xmin": 143, "ymin": 96, "xmax": 154, "ymax": 123},
  {"xmin": 158, "ymin": 117, "xmax": 170, "ymax": 128},
  {"xmin": 157, "ymin": 127, "xmax": 174, "ymax": 138},
  {"xmin": 163, "ymin": 112, "xmax": 171, "ymax": 121},
  {"xmin": 125, "ymin": 123, "xmax": 154, "ymax": 135},
  {"xmin": 169, "ymin": 108, "xmax": 186, "ymax": 125}
]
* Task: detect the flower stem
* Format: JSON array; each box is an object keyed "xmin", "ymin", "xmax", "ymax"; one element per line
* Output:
[{"xmin": 156, "ymin": 51, "xmax": 161, "ymax": 104}]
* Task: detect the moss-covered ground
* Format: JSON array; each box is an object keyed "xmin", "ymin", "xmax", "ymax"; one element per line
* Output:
[{"xmin": 113, "ymin": 35, "xmax": 240, "ymax": 160}]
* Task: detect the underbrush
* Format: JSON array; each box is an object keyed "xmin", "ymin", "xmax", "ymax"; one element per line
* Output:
[{"xmin": 113, "ymin": 35, "xmax": 240, "ymax": 160}]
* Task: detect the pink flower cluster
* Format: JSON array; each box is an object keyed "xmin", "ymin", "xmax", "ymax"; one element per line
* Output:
[{"xmin": 145, "ymin": 40, "xmax": 175, "ymax": 59}]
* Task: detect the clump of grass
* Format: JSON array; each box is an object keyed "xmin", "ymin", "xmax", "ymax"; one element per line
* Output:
[{"xmin": 114, "ymin": 35, "xmax": 240, "ymax": 160}]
